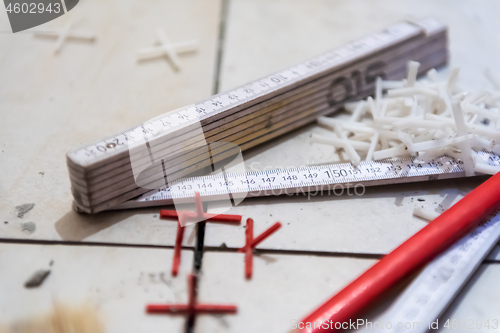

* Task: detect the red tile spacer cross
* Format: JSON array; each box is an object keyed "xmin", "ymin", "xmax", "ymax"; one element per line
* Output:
[
  {"xmin": 237, "ymin": 218, "xmax": 282, "ymax": 279},
  {"xmin": 147, "ymin": 274, "xmax": 237, "ymax": 321},
  {"xmin": 160, "ymin": 192, "xmax": 242, "ymax": 276}
]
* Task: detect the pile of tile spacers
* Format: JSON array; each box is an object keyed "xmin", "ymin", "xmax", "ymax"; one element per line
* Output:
[{"xmin": 145, "ymin": 192, "xmax": 282, "ymax": 329}]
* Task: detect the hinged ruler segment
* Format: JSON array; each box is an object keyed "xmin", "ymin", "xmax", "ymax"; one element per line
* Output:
[
  {"xmin": 109, "ymin": 151, "xmax": 499, "ymax": 210},
  {"xmin": 67, "ymin": 31, "xmax": 444, "ymax": 183}
]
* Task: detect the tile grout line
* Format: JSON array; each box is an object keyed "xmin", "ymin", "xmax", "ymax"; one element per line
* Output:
[
  {"xmin": 0, "ymin": 238, "xmax": 182, "ymax": 250},
  {"xmin": 211, "ymin": 0, "xmax": 230, "ymax": 95},
  {"xmin": 203, "ymin": 247, "xmax": 500, "ymax": 263},
  {"xmin": 204, "ymin": 246, "xmax": 385, "ymax": 260},
  {"xmin": 187, "ymin": 0, "xmax": 230, "ymax": 330},
  {"xmin": 1, "ymin": 238, "xmax": 498, "ymax": 263},
  {"xmin": 1, "ymin": 237, "xmax": 498, "ymax": 260},
  {"xmin": 482, "ymin": 259, "xmax": 500, "ymax": 264}
]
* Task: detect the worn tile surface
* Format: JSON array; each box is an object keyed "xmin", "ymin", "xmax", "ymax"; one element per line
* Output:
[
  {"xmin": 204, "ymin": 177, "xmax": 488, "ymax": 254},
  {"xmin": 195, "ymin": 251, "xmax": 377, "ymax": 333},
  {"xmin": 1, "ymin": 1, "xmax": 500, "ymax": 332},
  {"xmin": 200, "ymin": 1, "xmax": 500, "ymax": 331},
  {"xmin": 0, "ymin": 0, "xmax": 222, "ymax": 245},
  {"xmin": 219, "ymin": 0, "xmax": 500, "ymax": 93},
  {"xmin": 0, "ymin": 243, "xmax": 194, "ymax": 332},
  {"xmin": 205, "ymin": 0, "xmax": 500, "ymax": 253},
  {"xmin": 194, "ymin": 252, "xmax": 500, "ymax": 333}
]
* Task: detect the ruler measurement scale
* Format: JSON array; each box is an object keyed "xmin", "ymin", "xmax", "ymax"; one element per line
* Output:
[{"xmin": 111, "ymin": 151, "xmax": 499, "ymax": 210}]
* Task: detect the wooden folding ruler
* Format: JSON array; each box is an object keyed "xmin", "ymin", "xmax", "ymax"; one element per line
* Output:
[{"xmin": 67, "ymin": 18, "xmax": 448, "ymax": 214}]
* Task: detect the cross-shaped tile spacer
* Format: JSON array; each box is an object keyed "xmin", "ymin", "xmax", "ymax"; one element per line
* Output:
[
  {"xmin": 237, "ymin": 219, "xmax": 282, "ymax": 279},
  {"xmin": 33, "ymin": 19, "xmax": 96, "ymax": 54},
  {"xmin": 146, "ymin": 273, "xmax": 237, "ymax": 326},
  {"xmin": 160, "ymin": 192, "xmax": 242, "ymax": 276},
  {"xmin": 137, "ymin": 27, "xmax": 197, "ymax": 71}
]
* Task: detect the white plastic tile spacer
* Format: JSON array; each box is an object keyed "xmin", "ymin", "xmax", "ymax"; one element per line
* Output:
[
  {"xmin": 474, "ymin": 161, "xmax": 500, "ymax": 175},
  {"xmin": 413, "ymin": 206, "xmax": 440, "ymax": 221},
  {"xmin": 405, "ymin": 61, "xmax": 420, "ymax": 87},
  {"xmin": 137, "ymin": 28, "xmax": 198, "ymax": 71},
  {"xmin": 33, "ymin": 19, "xmax": 96, "ymax": 54}
]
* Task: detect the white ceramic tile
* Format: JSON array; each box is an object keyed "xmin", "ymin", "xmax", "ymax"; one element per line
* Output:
[
  {"xmin": 195, "ymin": 251, "xmax": 377, "ymax": 333},
  {"xmin": 0, "ymin": 0, "xmax": 222, "ymax": 245},
  {"xmin": 204, "ymin": 177, "xmax": 485, "ymax": 254},
  {"xmin": 200, "ymin": 0, "xmax": 500, "ymax": 254},
  {"xmin": 220, "ymin": 0, "xmax": 500, "ymax": 92},
  {"xmin": 221, "ymin": 0, "xmax": 500, "ymax": 185},
  {"xmin": 0, "ymin": 243, "xmax": 194, "ymax": 332},
  {"xmin": 194, "ymin": 252, "xmax": 500, "ymax": 333}
]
